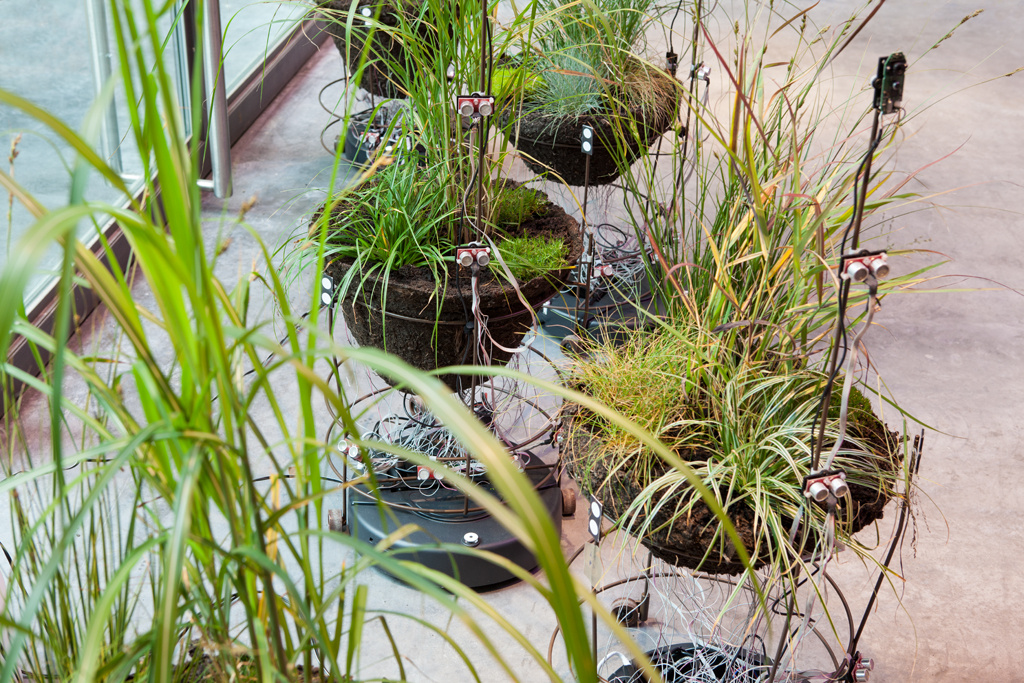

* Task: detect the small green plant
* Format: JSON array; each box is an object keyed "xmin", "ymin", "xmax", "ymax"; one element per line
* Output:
[
  {"xmin": 322, "ymin": 160, "xmax": 457, "ymax": 279},
  {"xmin": 293, "ymin": 0, "xmax": 577, "ymax": 303},
  {"xmin": 497, "ymin": 234, "xmax": 568, "ymax": 282},
  {"xmin": 532, "ymin": 48, "xmax": 604, "ymax": 120},
  {"xmin": 528, "ymin": 0, "xmax": 671, "ymax": 120},
  {"xmin": 310, "ymin": 162, "xmax": 568, "ymax": 302},
  {"xmin": 493, "ymin": 185, "xmax": 547, "ymax": 228}
]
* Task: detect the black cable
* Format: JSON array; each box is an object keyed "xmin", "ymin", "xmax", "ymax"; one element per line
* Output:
[
  {"xmin": 843, "ymin": 432, "xmax": 924, "ymax": 673},
  {"xmin": 667, "ymin": 0, "xmax": 688, "ymax": 50},
  {"xmin": 248, "ymin": 474, "xmax": 348, "ymax": 488},
  {"xmin": 485, "ymin": 4, "xmax": 494, "ymax": 95},
  {"xmin": 318, "ymin": 75, "xmax": 352, "ymax": 118},
  {"xmin": 810, "ymin": 123, "xmax": 882, "ymax": 471}
]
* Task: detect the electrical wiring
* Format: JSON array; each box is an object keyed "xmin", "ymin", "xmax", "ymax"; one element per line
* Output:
[
  {"xmin": 556, "ymin": 536, "xmax": 850, "ymax": 682},
  {"xmin": 778, "ymin": 506, "xmax": 839, "ymax": 679},
  {"xmin": 823, "ymin": 287, "xmax": 878, "ymax": 471},
  {"xmin": 470, "ymin": 270, "xmax": 490, "ymax": 368},
  {"xmin": 329, "ymin": 369, "xmax": 560, "ymax": 504},
  {"xmin": 319, "ymin": 275, "xmax": 563, "ymax": 507},
  {"xmin": 598, "ymin": 574, "xmax": 782, "ymax": 681},
  {"xmin": 810, "ymin": 112, "xmax": 885, "ymax": 471},
  {"xmin": 317, "ymin": 74, "xmax": 350, "ymax": 155}
]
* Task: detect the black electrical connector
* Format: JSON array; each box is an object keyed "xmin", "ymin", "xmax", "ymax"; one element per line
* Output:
[{"xmin": 872, "ymin": 52, "xmax": 906, "ymax": 114}]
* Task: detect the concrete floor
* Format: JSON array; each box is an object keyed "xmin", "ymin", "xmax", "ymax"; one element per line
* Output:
[
  {"xmin": 4, "ymin": 0, "xmax": 1023, "ymax": 680},
  {"xmin": 819, "ymin": 2, "xmax": 1024, "ymax": 681}
]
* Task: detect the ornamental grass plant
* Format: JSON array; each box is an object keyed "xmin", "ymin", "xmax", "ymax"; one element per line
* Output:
[
  {"xmin": 293, "ymin": 0, "xmax": 584, "ymax": 350},
  {"xmin": 566, "ymin": 317, "xmax": 904, "ymax": 575},
  {"xmin": 560, "ymin": 0, "xmax": 942, "ymax": 609}
]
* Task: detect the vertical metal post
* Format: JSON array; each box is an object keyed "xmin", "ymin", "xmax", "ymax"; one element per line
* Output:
[
  {"xmin": 199, "ymin": 0, "xmax": 233, "ymax": 198},
  {"xmin": 85, "ymin": 0, "xmax": 123, "ymax": 174},
  {"xmin": 849, "ymin": 108, "xmax": 881, "ymax": 250},
  {"xmin": 577, "ymin": 154, "xmax": 593, "ymax": 338}
]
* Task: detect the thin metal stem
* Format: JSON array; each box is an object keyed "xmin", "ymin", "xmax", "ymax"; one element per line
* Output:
[{"xmin": 578, "ymin": 155, "xmax": 593, "ymax": 337}]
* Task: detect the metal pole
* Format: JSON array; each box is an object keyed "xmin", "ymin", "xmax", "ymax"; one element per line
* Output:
[
  {"xmin": 199, "ymin": 0, "xmax": 232, "ymax": 198},
  {"xmin": 850, "ymin": 108, "xmax": 881, "ymax": 250},
  {"xmin": 577, "ymin": 155, "xmax": 593, "ymax": 338},
  {"xmin": 85, "ymin": 0, "xmax": 123, "ymax": 175}
]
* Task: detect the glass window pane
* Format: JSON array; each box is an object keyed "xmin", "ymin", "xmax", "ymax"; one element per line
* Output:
[
  {"xmin": 221, "ymin": 0, "xmax": 308, "ymax": 92},
  {"xmin": 0, "ymin": 0, "xmax": 185, "ymax": 306}
]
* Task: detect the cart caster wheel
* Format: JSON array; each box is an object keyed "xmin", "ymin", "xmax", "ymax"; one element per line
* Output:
[
  {"xmin": 560, "ymin": 334, "xmax": 587, "ymax": 357},
  {"xmin": 561, "ymin": 487, "xmax": 577, "ymax": 517},
  {"xmin": 328, "ymin": 509, "xmax": 346, "ymax": 533}
]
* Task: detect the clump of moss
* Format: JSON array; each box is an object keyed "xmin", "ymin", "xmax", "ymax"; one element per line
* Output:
[
  {"xmin": 829, "ymin": 381, "xmax": 877, "ymax": 434},
  {"xmin": 493, "ymin": 186, "xmax": 547, "ymax": 228},
  {"xmin": 499, "ymin": 235, "xmax": 567, "ymax": 282}
]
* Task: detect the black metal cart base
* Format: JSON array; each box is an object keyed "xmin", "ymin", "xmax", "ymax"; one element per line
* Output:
[{"xmin": 347, "ymin": 468, "xmax": 564, "ymax": 590}]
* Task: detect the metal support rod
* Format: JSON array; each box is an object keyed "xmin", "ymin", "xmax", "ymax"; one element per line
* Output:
[
  {"xmin": 475, "ymin": 126, "xmax": 488, "ymax": 237},
  {"xmin": 577, "ymin": 156, "xmax": 593, "ymax": 337},
  {"xmin": 85, "ymin": 0, "xmax": 123, "ymax": 175},
  {"xmin": 458, "ymin": 124, "xmax": 468, "ymax": 245},
  {"xmin": 328, "ymin": 306, "xmax": 350, "ymax": 533},
  {"xmin": 811, "ymin": 107, "xmax": 882, "ymax": 469},
  {"xmin": 850, "ymin": 108, "xmax": 881, "ymax": 250},
  {"xmin": 672, "ymin": 0, "xmax": 702, "ymax": 221},
  {"xmin": 201, "ymin": 0, "xmax": 232, "ymax": 198},
  {"xmin": 479, "ymin": 0, "xmax": 488, "ymax": 92},
  {"xmin": 466, "ymin": 268, "xmax": 481, "ymax": 516},
  {"xmin": 473, "ymin": 0, "xmax": 490, "ymax": 237}
]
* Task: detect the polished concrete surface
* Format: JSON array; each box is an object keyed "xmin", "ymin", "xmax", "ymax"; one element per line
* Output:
[{"xmin": 5, "ymin": 0, "xmax": 1024, "ymax": 680}]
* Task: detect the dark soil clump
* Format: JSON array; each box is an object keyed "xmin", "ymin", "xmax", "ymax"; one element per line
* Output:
[
  {"xmin": 503, "ymin": 70, "xmax": 679, "ymax": 186},
  {"xmin": 324, "ymin": 196, "xmax": 581, "ymax": 390}
]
